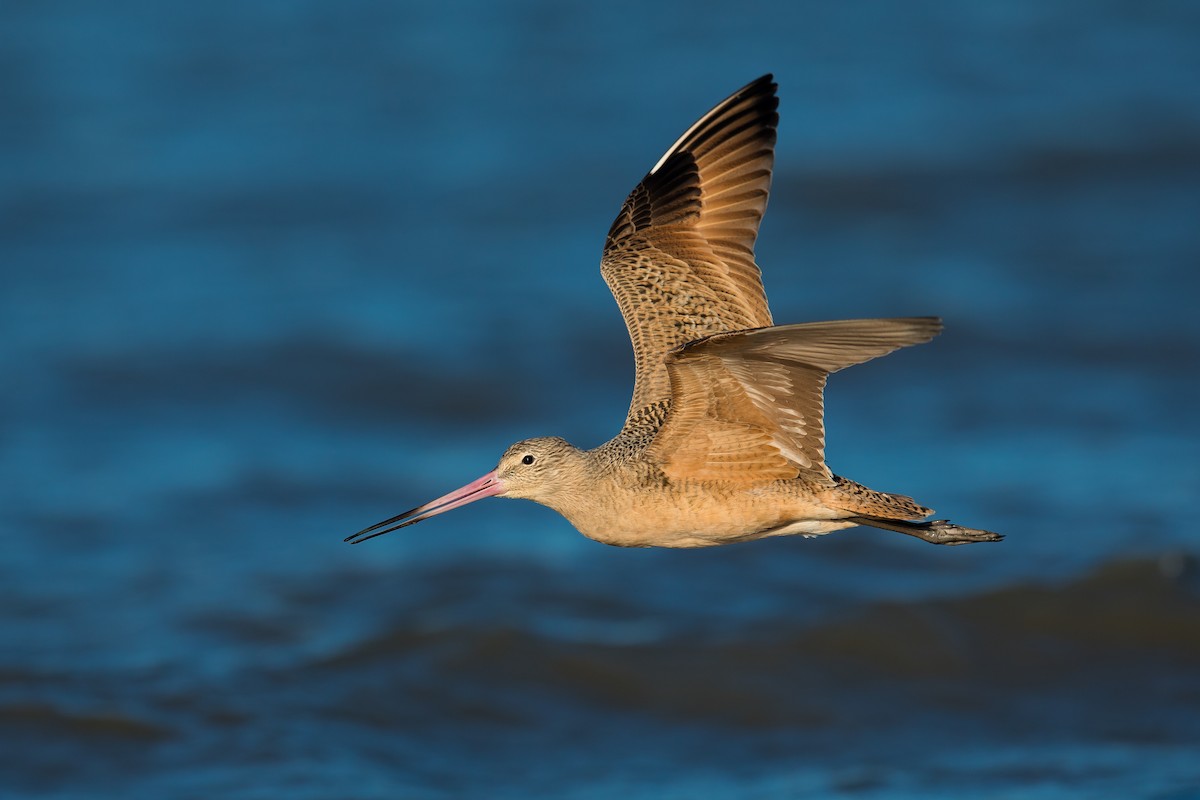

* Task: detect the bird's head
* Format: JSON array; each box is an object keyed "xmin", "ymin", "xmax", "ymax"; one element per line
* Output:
[{"xmin": 493, "ymin": 436, "xmax": 584, "ymax": 501}]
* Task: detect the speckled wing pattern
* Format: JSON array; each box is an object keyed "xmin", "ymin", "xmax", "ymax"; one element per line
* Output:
[
  {"xmin": 601, "ymin": 75, "xmax": 779, "ymax": 419},
  {"xmin": 647, "ymin": 318, "xmax": 944, "ymax": 484}
]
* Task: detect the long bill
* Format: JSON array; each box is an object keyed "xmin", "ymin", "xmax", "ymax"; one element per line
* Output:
[{"xmin": 344, "ymin": 470, "xmax": 505, "ymax": 544}]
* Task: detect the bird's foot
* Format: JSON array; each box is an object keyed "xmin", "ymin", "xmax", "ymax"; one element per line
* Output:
[
  {"xmin": 848, "ymin": 515, "xmax": 1003, "ymax": 546},
  {"xmin": 913, "ymin": 520, "xmax": 1004, "ymax": 546}
]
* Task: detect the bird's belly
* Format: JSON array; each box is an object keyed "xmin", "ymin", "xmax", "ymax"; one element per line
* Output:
[{"xmin": 569, "ymin": 482, "xmax": 852, "ymax": 548}]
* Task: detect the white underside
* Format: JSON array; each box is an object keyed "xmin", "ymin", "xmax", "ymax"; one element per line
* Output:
[{"xmin": 761, "ymin": 518, "xmax": 858, "ymax": 538}]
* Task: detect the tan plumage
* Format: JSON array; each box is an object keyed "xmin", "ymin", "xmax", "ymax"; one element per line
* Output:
[
  {"xmin": 347, "ymin": 75, "xmax": 1001, "ymax": 550},
  {"xmin": 648, "ymin": 317, "xmax": 944, "ymax": 485}
]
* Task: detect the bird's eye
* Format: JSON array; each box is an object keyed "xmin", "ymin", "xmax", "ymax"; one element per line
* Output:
[{"xmin": 521, "ymin": 455, "xmax": 535, "ymax": 465}]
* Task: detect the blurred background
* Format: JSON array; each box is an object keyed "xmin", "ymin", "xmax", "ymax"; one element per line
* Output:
[{"xmin": 3, "ymin": 1, "xmax": 1199, "ymax": 797}]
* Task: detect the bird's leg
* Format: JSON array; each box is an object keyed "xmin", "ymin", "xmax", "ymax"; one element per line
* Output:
[{"xmin": 848, "ymin": 516, "xmax": 1004, "ymax": 546}]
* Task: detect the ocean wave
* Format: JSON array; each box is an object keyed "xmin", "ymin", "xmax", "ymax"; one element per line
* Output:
[{"xmin": 313, "ymin": 554, "xmax": 1200, "ymax": 727}]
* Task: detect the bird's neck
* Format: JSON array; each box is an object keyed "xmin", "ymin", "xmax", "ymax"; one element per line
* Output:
[{"xmin": 531, "ymin": 448, "xmax": 608, "ymax": 520}]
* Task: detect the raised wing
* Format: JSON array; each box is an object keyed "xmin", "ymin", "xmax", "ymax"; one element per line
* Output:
[
  {"xmin": 602, "ymin": 75, "xmax": 779, "ymax": 419},
  {"xmin": 646, "ymin": 318, "xmax": 943, "ymax": 485}
]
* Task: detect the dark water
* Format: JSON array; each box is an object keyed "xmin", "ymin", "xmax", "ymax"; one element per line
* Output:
[{"xmin": 3, "ymin": 2, "xmax": 1200, "ymax": 797}]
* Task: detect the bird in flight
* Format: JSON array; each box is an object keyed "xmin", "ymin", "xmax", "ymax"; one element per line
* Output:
[{"xmin": 347, "ymin": 74, "xmax": 1001, "ymax": 549}]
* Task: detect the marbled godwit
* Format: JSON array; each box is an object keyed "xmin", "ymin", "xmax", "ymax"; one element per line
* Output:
[{"xmin": 347, "ymin": 74, "xmax": 1001, "ymax": 548}]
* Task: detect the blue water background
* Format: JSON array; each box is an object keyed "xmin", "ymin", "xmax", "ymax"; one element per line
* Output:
[{"xmin": 3, "ymin": 1, "xmax": 1199, "ymax": 797}]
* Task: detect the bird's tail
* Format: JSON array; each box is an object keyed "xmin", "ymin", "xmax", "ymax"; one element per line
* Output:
[
  {"xmin": 823, "ymin": 476, "xmax": 1002, "ymax": 545},
  {"xmin": 825, "ymin": 475, "xmax": 933, "ymax": 521}
]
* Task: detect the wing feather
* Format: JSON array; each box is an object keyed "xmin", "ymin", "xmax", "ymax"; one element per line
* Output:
[
  {"xmin": 647, "ymin": 319, "xmax": 943, "ymax": 485},
  {"xmin": 602, "ymin": 75, "xmax": 779, "ymax": 418}
]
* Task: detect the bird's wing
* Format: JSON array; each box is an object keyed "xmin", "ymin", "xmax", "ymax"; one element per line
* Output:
[
  {"xmin": 646, "ymin": 318, "xmax": 943, "ymax": 485},
  {"xmin": 602, "ymin": 75, "xmax": 779, "ymax": 419}
]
